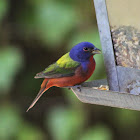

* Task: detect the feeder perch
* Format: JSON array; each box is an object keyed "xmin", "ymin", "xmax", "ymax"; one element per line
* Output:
[{"xmin": 72, "ymin": 0, "xmax": 140, "ymax": 111}]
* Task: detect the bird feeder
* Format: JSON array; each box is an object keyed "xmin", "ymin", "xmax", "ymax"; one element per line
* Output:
[{"xmin": 72, "ymin": 0, "xmax": 140, "ymax": 111}]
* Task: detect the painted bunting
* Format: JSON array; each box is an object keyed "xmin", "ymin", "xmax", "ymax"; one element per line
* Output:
[{"xmin": 27, "ymin": 42, "xmax": 101, "ymax": 112}]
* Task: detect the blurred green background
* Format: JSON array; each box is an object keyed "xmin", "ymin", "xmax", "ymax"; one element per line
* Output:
[{"xmin": 0, "ymin": 0, "xmax": 140, "ymax": 140}]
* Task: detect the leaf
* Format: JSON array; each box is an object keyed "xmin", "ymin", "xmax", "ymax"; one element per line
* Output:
[
  {"xmin": 46, "ymin": 107, "xmax": 85, "ymax": 140},
  {"xmin": 0, "ymin": 47, "xmax": 24, "ymax": 93},
  {"xmin": 0, "ymin": 105, "xmax": 21, "ymax": 140},
  {"xmin": 17, "ymin": 123, "xmax": 45, "ymax": 140},
  {"xmin": 80, "ymin": 124, "xmax": 112, "ymax": 140},
  {"xmin": 112, "ymin": 109, "xmax": 140, "ymax": 129},
  {"xmin": 18, "ymin": 1, "xmax": 79, "ymax": 47},
  {"xmin": 0, "ymin": 0, "xmax": 8, "ymax": 21},
  {"xmin": 35, "ymin": 1, "xmax": 79, "ymax": 46}
]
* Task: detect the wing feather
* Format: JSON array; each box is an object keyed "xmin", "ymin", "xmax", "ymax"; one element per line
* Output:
[{"xmin": 35, "ymin": 53, "xmax": 80, "ymax": 79}]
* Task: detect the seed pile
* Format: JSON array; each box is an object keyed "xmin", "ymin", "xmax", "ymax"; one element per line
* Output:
[
  {"xmin": 127, "ymin": 80, "xmax": 140, "ymax": 95},
  {"xmin": 111, "ymin": 26, "xmax": 140, "ymax": 69}
]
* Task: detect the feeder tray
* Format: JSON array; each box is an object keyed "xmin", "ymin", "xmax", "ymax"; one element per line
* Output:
[{"xmin": 72, "ymin": 0, "xmax": 140, "ymax": 111}]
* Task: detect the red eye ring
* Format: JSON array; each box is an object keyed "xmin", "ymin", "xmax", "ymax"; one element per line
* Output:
[{"xmin": 83, "ymin": 47, "xmax": 88, "ymax": 51}]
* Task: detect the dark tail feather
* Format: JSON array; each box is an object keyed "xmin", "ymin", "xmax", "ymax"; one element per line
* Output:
[{"xmin": 26, "ymin": 79, "xmax": 49, "ymax": 112}]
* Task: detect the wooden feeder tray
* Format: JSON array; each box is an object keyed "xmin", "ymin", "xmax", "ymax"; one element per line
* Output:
[{"xmin": 72, "ymin": 0, "xmax": 140, "ymax": 111}]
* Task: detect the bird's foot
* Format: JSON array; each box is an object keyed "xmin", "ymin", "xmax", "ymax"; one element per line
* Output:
[
  {"xmin": 70, "ymin": 85, "xmax": 82, "ymax": 92},
  {"xmin": 63, "ymin": 85, "xmax": 82, "ymax": 92}
]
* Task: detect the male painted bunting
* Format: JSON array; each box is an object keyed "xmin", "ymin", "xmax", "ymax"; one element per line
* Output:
[{"xmin": 27, "ymin": 42, "xmax": 101, "ymax": 112}]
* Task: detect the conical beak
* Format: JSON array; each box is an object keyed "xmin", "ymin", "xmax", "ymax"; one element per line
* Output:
[{"xmin": 91, "ymin": 48, "xmax": 101, "ymax": 54}]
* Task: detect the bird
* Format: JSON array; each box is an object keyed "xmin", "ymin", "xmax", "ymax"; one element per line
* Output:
[{"xmin": 26, "ymin": 42, "xmax": 101, "ymax": 112}]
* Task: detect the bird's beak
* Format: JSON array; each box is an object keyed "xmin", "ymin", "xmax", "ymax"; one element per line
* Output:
[{"xmin": 91, "ymin": 48, "xmax": 101, "ymax": 54}]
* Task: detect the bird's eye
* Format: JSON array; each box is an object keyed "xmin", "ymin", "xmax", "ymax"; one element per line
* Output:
[{"xmin": 83, "ymin": 47, "xmax": 88, "ymax": 51}]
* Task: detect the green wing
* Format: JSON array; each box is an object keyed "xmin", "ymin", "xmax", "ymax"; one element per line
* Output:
[{"xmin": 35, "ymin": 52, "xmax": 80, "ymax": 79}]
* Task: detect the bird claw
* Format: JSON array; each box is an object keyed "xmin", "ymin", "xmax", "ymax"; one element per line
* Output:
[
  {"xmin": 71, "ymin": 85, "xmax": 82, "ymax": 92},
  {"xmin": 64, "ymin": 85, "xmax": 82, "ymax": 92}
]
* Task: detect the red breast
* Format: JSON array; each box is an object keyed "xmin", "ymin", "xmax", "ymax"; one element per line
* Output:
[{"xmin": 46, "ymin": 56, "xmax": 96, "ymax": 88}]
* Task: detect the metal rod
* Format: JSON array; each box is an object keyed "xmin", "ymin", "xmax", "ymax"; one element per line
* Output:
[{"xmin": 93, "ymin": 0, "xmax": 119, "ymax": 91}]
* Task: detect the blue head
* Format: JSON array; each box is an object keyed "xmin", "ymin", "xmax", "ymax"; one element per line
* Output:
[{"xmin": 69, "ymin": 42, "xmax": 101, "ymax": 62}]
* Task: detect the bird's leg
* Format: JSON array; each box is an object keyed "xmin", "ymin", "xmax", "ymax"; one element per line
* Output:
[
  {"xmin": 64, "ymin": 85, "xmax": 82, "ymax": 92},
  {"xmin": 72, "ymin": 85, "xmax": 82, "ymax": 92}
]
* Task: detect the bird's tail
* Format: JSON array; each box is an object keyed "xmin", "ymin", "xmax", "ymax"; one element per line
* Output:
[{"xmin": 26, "ymin": 79, "xmax": 50, "ymax": 112}]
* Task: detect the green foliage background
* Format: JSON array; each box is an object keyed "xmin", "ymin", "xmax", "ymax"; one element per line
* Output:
[{"xmin": 0, "ymin": 0, "xmax": 140, "ymax": 140}]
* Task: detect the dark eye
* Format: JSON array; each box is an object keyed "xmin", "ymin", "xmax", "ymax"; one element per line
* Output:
[{"xmin": 83, "ymin": 47, "xmax": 88, "ymax": 51}]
